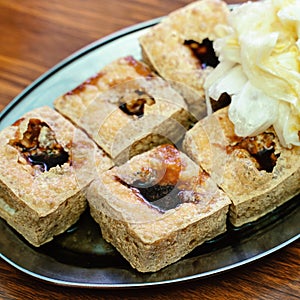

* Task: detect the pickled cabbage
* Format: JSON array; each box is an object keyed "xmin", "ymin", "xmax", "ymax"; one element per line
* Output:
[{"xmin": 205, "ymin": 0, "xmax": 300, "ymax": 147}]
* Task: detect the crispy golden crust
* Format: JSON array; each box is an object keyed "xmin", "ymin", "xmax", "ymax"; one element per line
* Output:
[
  {"xmin": 54, "ymin": 56, "xmax": 193, "ymax": 164},
  {"xmin": 183, "ymin": 107, "xmax": 300, "ymax": 226},
  {"xmin": 0, "ymin": 106, "xmax": 113, "ymax": 246},
  {"xmin": 54, "ymin": 56, "xmax": 154, "ymax": 124},
  {"xmin": 87, "ymin": 144, "xmax": 230, "ymax": 272},
  {"xmin": 139, "ymin": 0, "xmax": 230, "ymax": 119}
]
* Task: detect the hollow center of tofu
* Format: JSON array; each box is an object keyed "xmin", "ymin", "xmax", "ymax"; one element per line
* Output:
[
  {"xmin": 117, "ymin": 144, "xmax": 204, "ymax": 212},
  {"xmin": 118, "ymin": 89, "xmax": 155, "ymax": 118},
  {"xmin": 9, "ymin": 118, "xmax": 69, "ymax": 172},
  {"xmin": 184, "ymin": 38, "xmax": 219, "ymax": 69},
  {"xmin": 226, "ymin": 132, "xmax": 280, "ymax": 172},
  {"xmin": 124, "ymin": 180, "xmax": 208, "ymax": 213},
  {"xmin": 131, "ymin": 182, "xmax": 183, "ymax": 212}
]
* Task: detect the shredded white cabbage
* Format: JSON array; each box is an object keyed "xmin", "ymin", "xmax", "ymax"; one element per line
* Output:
[{"xmin": 204, "ymin": 0, "xmax": 300, "ymax": 148}]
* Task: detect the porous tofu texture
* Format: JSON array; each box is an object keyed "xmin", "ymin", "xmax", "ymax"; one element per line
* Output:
[
  {"xmin": 87, "ymin": 144, "xmax": 230, "ymax": 272},
  {"xmin": 183, "ymin": 107, "xmax": 300, "ymax": 226},
  {"xmin": 54, "ymin": 56, "xmax": 193, "ymax": 164},
  {"xmin": 0, "ymin": 106, "xmax": 113, "ymax": 246}
]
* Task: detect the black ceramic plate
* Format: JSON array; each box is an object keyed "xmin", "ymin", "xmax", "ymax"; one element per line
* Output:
[{"xmin": 0, "ymin": 17, "xmax": 299, "ymax": 289}]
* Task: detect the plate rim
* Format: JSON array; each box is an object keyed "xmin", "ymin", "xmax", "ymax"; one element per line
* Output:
[
  {"xmin": 0, "ymin": 17, "xmax": 161, "ymax": 121},
  {"xmin": 1, "ymin": 232, "xmax": 299, "ymax": 289}
]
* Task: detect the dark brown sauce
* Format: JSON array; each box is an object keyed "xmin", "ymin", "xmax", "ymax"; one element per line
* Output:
[
  {"xmin": 121, "ymin": 177, "xmax": 208, "ymax": 212},
  {"xmin": 130, "ymin": 181, "xmax": 182, "ymax": 211},
  {"xmin": 133, "ymin": 181, "xmax": 208, "ymax": 212},
  {"xmin": 184, "ymin": 38, "xmax": 219, "ymax": 68},
  {"xmin": 66, "ymin": 72, "xmax": 105, "ymax": 95},
  {"xmin": 12, "ymin": 117, "xmax": 25, "ymax": 127},
  {"xmin": 114, "ymin": 145, "xmax": 202, "ymax": 212},
  {"xmin": 226, "ymin": 133, "xmax": 279, "ymax": 173},
  {"xmin": 9, "ymin": 118, "xmax": 69, "ymax": 172},
  {"xmin": 119, "ymin": 89, "xmax": 155, "ymax": 117},
  {"xmin": 65, "ymin": 56, "xmax": 153, "ymax": 97},
  {"xmin": 123, "ymin": 55, "xmax": 154, "ymax": 78},
  {"xmin": 252, "ymin": 148, "xmax": 278, "ymax": 173},
  {"xmin": 210, "ymin": 92, "xmax": 231, "ymax": 112},
  {"xmin": 27, "ymin": 151, "xmax": 69, "ymax": 172},
  {"xmin": 114, "ymin": 143, "xmax": 204, "ymax": 212}
]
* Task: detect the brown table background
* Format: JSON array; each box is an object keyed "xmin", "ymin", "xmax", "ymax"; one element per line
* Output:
[{"xmin": 0, "ymin": 1, "xmax": 299, "ymax": 299}]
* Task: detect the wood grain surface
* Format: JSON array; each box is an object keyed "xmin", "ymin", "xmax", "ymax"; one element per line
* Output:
[{"xmin": 0, "ymin": 1, "xmax": 299, "ymax": 299}]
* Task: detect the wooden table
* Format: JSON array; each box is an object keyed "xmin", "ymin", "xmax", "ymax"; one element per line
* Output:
[{"xmin": 0, "ymin": 1, "xmax": 299, "ymax": 299}]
